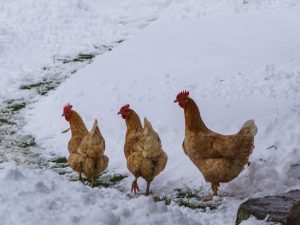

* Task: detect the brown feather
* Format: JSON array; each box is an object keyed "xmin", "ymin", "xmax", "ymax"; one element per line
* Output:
[
  {"xmin": 123, "ymin": 109, "xmax": 168, "ymax": 190},
  {"xmin": 78, "ymin": 119, "xmax": 109, "ymax": 181},
  {"xmin": 66, "ymin": 112, "xmax": 108, "ymax": 181},
  {"xmin": 182, "ymin": 97, "xmax": 257, "ymax": 188}
]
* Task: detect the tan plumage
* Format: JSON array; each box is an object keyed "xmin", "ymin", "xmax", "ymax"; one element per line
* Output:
[
  {"xmin": 175, "ymin": 92, "xmax": 257, "ymax": 199},
  {"xmin": 63, "ymin": 105, "xmax": 108, "ymax": 186},
  {"xmin": 78, "ymin": 119, "xmax": 109, "ymax": 186},
  {"xmin": 118, "ymin": 105, "xmax": 168, "ymax": 195},
  {"xmin": 64, "ymin": 109, "xmax": 89, "ymax": 180}
]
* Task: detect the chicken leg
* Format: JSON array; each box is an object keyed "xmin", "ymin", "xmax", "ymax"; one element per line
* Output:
[
  {"xmin": 145, "ymin": 181, "xmax": 151, "ymax": 196},
  {"xmin": 202, "ymin": 183, "xmax": 219, "ymax": 202},
  {"xmin": 91, "ymin": 177, "xmax": 96, "ymax": 187},
  {"xmin": 212, "ymin": 183, "xmax": 219, "ymax": 196},
  {"xmin": 131, "ymin": 178, "xmax": 140, "ymax": 194}
]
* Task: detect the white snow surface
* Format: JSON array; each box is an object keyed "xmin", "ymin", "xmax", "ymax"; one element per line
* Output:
[
  {"xmin": 1, "ymin": 0, "xmax": 300, "ymax": 224},
  {"xmin": 0, "ymin": 0, "xmax": 171, "ymax": 103}
]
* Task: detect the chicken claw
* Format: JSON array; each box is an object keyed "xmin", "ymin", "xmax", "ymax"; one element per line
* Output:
[
  {"xmin": 131, "ymin": 178, "xmax": 140, "ymax": 194},
  {"xmin": 202, "ymin": 195, "xmax": 214, "ymax": 202},
  {"xmin": 202, "ymin": 183, "xmax": 219, "ymax": 201}
]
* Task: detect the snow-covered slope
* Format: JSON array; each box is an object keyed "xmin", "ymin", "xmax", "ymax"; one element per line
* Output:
[
  {"xmin": 0, "ymin": 0, "xmax": 171, "ymax": 103},
  {"xmin": 1, "ymin": 1, "xmax": 300, "ymax": 224},
  {"xmin": 25, "ymin": 7, "xmax": 300, "ymax": 191}
]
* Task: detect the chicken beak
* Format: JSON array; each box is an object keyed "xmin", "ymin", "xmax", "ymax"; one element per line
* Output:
[
  {"xmin": 117, "ymin": 111, "xmax": 121, "ymax": 115},
  {"xmin": 174, "ymin": 99, "xmax": 178, "ymax": 103},
  {"xmin": 61, "ymin": 113, "xmax": 65, "ymax": 116}
]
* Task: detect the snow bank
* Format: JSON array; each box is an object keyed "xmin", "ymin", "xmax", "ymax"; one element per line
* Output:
[
  {"xmin": 0, "ymin": 0, "xmax": 171, "ymax": 103},
  {"xmin": 0, "ymin": 162, "xmax": 205, "ymax": 225}
]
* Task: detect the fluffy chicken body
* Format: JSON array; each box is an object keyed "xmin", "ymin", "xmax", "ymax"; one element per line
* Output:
[
  {"xmin": 175, "ymin": 91, "xmax": 257, "ymax": 200},
  {"xmin": 78, "ymin": 119, "xmax": 109, "ymax": 186},
  {"xmin": 62, "ymin": 104, "xmax": 108, "ymax": 186},
  {"xmin": 118, "ymin": 104, "xmax": 168, "ymax": 196}
]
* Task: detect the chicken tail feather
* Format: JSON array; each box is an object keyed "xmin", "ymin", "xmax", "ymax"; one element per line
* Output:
[
  {"xmin": 234, "ymin": 119, "xmax": 257, "ymax": 169},
  {"xmin": 241, "ymin": 119, "xmax": 257, "ymax": 137}
]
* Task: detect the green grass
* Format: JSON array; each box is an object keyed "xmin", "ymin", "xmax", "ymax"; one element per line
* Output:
[
  {"xmin": 91, "ymin": 173, "xmax": 128, "ymax": 188},
  {"xmin": 72, "ymin": 54, "xmax": 95, "ymax": 62},
  {"xmin": 153, "ymin": 196, "xmax": 172, "ymax": 205},
  {"xmin": 175, "ymin": 187, "xmax": 200, "ymax": 199},
  {"xmin": 50, "ymin": 157, "xmax": 69, "ymax": 170},
  {"xmin": 8, "ymin": 102, "xmax": 26, "ymax": 112},
  {"xmin": 109, "ymin": 174, "xmax": 128, "ymax": 184},
  {"xmin": 153, "ymin": 187, "xmax": 220, "ymax": 211},
  {"xmin": 51, "ymin": 157, "xmax": 68, "ymax": 164},
  {"xmin": 38, "ymin": 86, "xmax": 56, "ymax": 95},
  {"xmin": 20, "ymin": 82, "xmax": 45, "ymax": 90},
  {"xmin": 19, "ymin": 79, "xmax": 61, "ymax": 96},
  {"xmin": 0, "ymin": 118, "xmax": 15, "ymax": 125}
]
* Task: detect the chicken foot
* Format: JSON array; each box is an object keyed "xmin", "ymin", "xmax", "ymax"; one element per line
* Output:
[
  {"xmin": 202, "ymin": 183, "xmax": 219, "ymax": 202},
  {"xmin": 131, "ymin": 178, "xmax": 140, "ymax": 194}
]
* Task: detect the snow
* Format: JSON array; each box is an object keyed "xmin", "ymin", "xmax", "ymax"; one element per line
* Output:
[
  {"xmin": 0, "ymin": 162, "xmax": 200, "ymax": 225},
  {"xmin": 0, "ymin": 0, "xmax": 171, "ymax": 103},
  {"xmin": 1, "ymin": 0, "xmax": 300, "ymax": 224}
]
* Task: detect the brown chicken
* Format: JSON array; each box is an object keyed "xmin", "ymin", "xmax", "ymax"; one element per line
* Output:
[
  {"xmin": 174, "ymin": 91, "xmax": 257, "ymax": 200},
  {"xmin": 78, "ymin": 119, "xmax": 109, "ymax": 186},
  {"xmin": 118, "ymin": 104, "xmax": 168, "ymax": 196},
  {"xmin": 62, "ymin": 104, "xmax": 108, "ymax": 186}
]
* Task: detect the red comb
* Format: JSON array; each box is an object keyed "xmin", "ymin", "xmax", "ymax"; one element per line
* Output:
[
  {"xmin": 63, "ymin": 103, "xmax": 73, "ymax": 114},
  {"xmin": 176, "ymin": 90, "xmax": 189, "ymax": 100},
  {"xmin": 120, "ymin": 104, "xmax": 130, "ymax": 112}
]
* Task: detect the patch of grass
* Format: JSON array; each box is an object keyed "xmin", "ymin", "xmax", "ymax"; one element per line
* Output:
[
  {"xmin": 153, "ymin": 196, "xmax": 172, "ymax": 205},
  {"xmin": 177, "ymin": 199, "xmax": 217, "ymax": 210},
  {"xmin": 175, "ymin": 188, "xmax": 200, "ymax": 199},
  {"xmin": 87, "ymin": 173, "xmax": 128, "ymax": 188},
  {"xmin": 52, "ymin": 164, "xmax": 69, "ymax": 169},
  {"xmin": 0, "ymin": 118, "xmax": 15, "ymax": 125},
  {"xmin": 20, "ymin": 82, "xmax": 45, "ymax": 90},
  {"xmin": 153, "ymin": 187, "xmax": 221, "ymax": 211},
  {"xmin": 19, "ymin": 79, "xmax": 60, "ymax": 96},
  {"xmin": 8, "ymin": 102, "xmax": 26, "ymax": 112},
  {"xmin": 92, "ymin": 179, "xmax": 110, "ymax": 188},
  {"xmin": 109, "ymin": 174, "xmax": 128, "ymax": 184},
  {"xmin": 38, "ymin": 86, "xmax": 55, "ymax": 96},
  {"xmin": 51, "ymin": 157, "xmax": 67, "ymax": 164},
  {"xmin": 50, "ymin": 157, "xmax": 69, "ymax": 170},
  {"xmin": 73, "ymin": 54, "xmax": 95, "ymax": 62}
]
